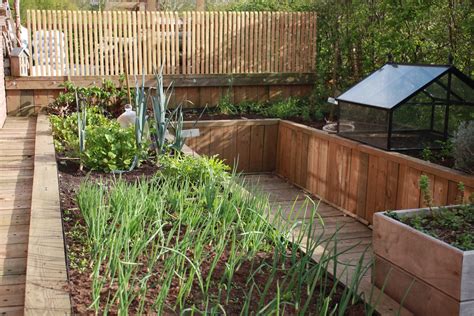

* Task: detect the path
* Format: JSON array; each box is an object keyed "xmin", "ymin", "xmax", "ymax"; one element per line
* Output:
[
  {"xmin": 244, "ymin": 173, "xmax": 412, "ymax": 316},
  {"xmin": 0, "ymin": 117, "xmax": 36, "ymax": 316}
]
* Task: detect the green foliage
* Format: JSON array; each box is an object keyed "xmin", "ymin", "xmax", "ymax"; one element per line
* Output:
[
  {"xmin": 12, "ymin": 0, "xmax": 78, "ymax": 24},
  {"xmin": 159, "ymin": 154, "xmax": 231, "ymax": 185},
  {"xmin": 215, "ymin": 1, "xmax": 472, "ymax": 117},
  {"xmin": 397, "ymin": 204, "xmax": 474, "ymax": 251},
  {"xmin": 214, "ymin": 96, "xmax": 324, "ymax": 122},
  {"xmin": 75, "ymin": 166, "xmax": 370, "ymax": 313},
  {"xmin": 150, "ymin": 67, "xmax": 186, "ymax": 155},
  {"xmin": 50, "ymin": 107, "xmax": 109, "ymax": 155},
  {"xmin": 50, "ymin": 109, "xmax": 145, "ymax": 172},
  {"xmin": 452, "ymin": 121, "xmax": 474, "ymax": 174},
  {"xmin": 418, "ymin": 174, "xmax": 432, "ymax": 208},
  {"xmin": 49, "ymin": 78, "xmax": 130, "ymax": 117},
  {"xmin": 81, "ymin": 123, "xmax": 138, "ymax": 172},
  {"xmin": 421, "ymin": 147, "xmax": 434, "ymax": 162},
  {"xmin": 216, "ymin": 93, "xmax": 238, "ymax": 115}
]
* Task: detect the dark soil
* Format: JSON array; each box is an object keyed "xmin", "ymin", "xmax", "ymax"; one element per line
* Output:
[
  {"xmin": 389, "ymin": 204, "xmax": 474, "ymax": 251},
  {"xmin": 407, "ymin": 149, "xmax": 455, "ymax": 169},
  {"xmin": 59, "ymin": 160, "xmax": 370, "ymax": 315}
]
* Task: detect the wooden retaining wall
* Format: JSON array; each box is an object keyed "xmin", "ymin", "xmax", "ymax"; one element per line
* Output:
[
  {"xmin": 5, "ymin": 74, "xmax": 314, "ymax": 114},
  {"xmin": 183, "ymin": 119, "xmax": 279, "ymax": 173},
  {"xmin": 185, "ymin": 119, "xmax": 474, "ymax": 224},
  {"xmin": 276, "ymin": 120, "xmax": 474, "ymax": 224}
]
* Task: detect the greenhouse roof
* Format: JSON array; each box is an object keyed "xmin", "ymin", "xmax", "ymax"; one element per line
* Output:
[{"xmin": 336, "ymin": 63, "xmax": 473, "ymax": 109}]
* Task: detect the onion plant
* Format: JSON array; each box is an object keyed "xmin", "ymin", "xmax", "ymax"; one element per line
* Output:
[{"xmin": 75, "ymin": 157, "xmax": 375, "ymax": 314}]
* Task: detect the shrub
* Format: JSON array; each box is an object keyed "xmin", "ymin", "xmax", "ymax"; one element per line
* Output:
[
  {"xmin": 159, "ymin": 154, "xmax": 230, "ymax": 185},
  {"xmin": 452, "ymin": 121, "xmax": 474, "ymax": 174}
]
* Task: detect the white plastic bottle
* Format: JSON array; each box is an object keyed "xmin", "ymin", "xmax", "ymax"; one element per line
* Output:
[{"xmin": 117, "ymin": 104, "xmax": 136, "ymax": 128}]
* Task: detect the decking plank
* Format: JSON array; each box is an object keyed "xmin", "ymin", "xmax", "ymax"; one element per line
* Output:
[
  {"xmin": 244, "ymin": 173, "xmax": 413, "ymax": 316},
  {"xmin": 0, "ymin": 117, "xmax": 36, "ymax": 313}
]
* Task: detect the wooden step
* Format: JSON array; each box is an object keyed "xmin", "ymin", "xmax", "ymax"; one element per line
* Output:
[
  {"xmin": 0, "ymin": 177, "xmax": 33, "ymax": 185},
  {"xmin": 0, "ymin": 243, "xmax": 28, "ymax": 259},
  {"xmin": 0, "ymin": 213, "xmax": 30, "ymax": 226},
  {"xmin": 0, "ymin": 142, "xmax": 35, "ymax": 151},
  {"xmin": 0, "ymin": 201, "xmax": 32, "ymax": 211},
  {"xmin": 0, "ymin": 305, "xmax": 24, "ymax": 316},
  {"xmin": 0, "ymin": 293, "xmax": 25, "ymax": 308},
  {"xmin": 0, "ymin": 225, "xmax": 29, "ymax": 244},
  {"xmin": 0, "ymin": 192, "xmax": 33, "ymax": 202},
  {"xmin": 0, "ymin": 258, "xmax": 27, "ymax": 276}
]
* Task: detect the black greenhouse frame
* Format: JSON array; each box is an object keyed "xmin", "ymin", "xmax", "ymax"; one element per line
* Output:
[{"xmin": 335, "ymin": 63, "xmax": 474, "ymax": 151}]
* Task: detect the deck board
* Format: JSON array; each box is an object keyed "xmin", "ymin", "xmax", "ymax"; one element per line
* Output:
[
  {"xmin": 0, "ymin": 117, "xmax": 36, "ymax": 315},
  {"xmin": 245, "ymin": 173, "xmax": 413, "ymax": 316}
]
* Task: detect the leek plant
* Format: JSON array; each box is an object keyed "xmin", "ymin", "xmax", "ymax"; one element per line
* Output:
[
  {"xmin": 75, "ymin": 91, "xmax": 87, "ymax": 171},
  {"xmin": 75, "ymin": 157, "xmax": 375, "ymax": 314},
  {"xmin": 151, "ymin": 66, "xmax": 185, "ymax": 157}
]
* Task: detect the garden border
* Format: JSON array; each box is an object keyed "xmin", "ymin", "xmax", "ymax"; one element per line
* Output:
[{"xmin": 24, "ymin": 114, "xmax": 71, "ymax": 315}]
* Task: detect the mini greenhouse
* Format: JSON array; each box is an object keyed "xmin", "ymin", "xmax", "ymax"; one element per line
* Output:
[{"xmin": 335, "ymin": 63, "xmax": 474, "ymax": 151}]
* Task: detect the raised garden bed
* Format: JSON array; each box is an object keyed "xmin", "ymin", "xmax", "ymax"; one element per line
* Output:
[{"xmin": 373, "ymin": 206, "xmax": 474, "ymax": 316}]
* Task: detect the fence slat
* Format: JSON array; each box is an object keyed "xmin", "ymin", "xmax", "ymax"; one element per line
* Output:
[{"xmin": 26, "ymin": 10, "xmax": 316, "ymax": 77}]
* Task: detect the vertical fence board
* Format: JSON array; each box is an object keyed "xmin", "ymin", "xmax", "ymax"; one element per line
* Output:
[{"xmin": 26, "ymin": 10, "xmax": 316, "ymax": 77}]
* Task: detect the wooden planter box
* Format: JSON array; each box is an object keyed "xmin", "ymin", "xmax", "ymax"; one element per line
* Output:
[{"xmin": 373, "ymin": 208, "xmax": 474, "ymax": 316}]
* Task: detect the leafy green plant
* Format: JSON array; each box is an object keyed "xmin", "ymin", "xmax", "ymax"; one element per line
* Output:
[
  {"xmin": 159, "ymin": 154, "xmax": 231, "ymax": 185},
  {"xmin": 418, "ymin": 174, "xmax": 433, "ymax": 210},
  {"xmin": 50, "ymin": 107, "xmax": 109, "ymax": 155},
  {"xmin": 421, "ymin": 147, "xmax": 434, "ymax": 162},
  {"xmin": 49, "ymin": 77, "xmax": 131, "ymax": 117},
  {"xmin": 216, "ymin": 92, "xmax": 238, "ymax": 115},
  {"xmin": 50, "ymin": 109, "xmax": 146, "ymax": 172},
  {"xmin": 81, "ymin": 123, "xmax": 139, "ymax": 172},
  {"xmin": 397, "ymin": 204, "xmax": 474, "ymax": 251}
]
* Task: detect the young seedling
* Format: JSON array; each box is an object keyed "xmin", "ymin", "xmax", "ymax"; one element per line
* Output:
[{"xmin": 419, "ymin": 174, "xmax": 433, "ymax": 214}]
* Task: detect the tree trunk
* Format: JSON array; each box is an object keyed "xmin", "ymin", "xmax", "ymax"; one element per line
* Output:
[{"xmin": 196, "ymin": 0, "xmax": 205, "ymax": 11}]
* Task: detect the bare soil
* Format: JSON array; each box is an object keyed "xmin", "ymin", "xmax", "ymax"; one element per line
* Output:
[{"xmin": 58, "ymin": 160, "xmax": 371, "ymax": 315}]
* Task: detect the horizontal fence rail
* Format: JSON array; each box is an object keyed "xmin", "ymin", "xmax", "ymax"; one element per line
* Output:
[{"xmin": 27, "ymin": 10, "xmax": 317, "ymax": 77}]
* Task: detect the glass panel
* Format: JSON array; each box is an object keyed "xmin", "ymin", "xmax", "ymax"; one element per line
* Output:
[
  {"xmin": 448, "ymin": 104, "xmax": 474, "ymax": 135},
  {"xmin": 393, "ymin": 104, "xmax": 433, "ymax": 131},
  {"xmin": 338, "ymin": 102, "xmax": 389, "ymax": 149},
  {"xmin": 450, "ymin": 74, "xmax": 474, "ymax": 103},
  {"xmin": 337, "ymin": 64, "xmax": 449, "ymax": 109},
  {"xmin": 433, "ymin": 104, "xmax": 446, "ymax": 133}
]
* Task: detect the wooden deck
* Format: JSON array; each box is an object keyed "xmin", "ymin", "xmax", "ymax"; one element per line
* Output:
[
  {"xmin": 244, "ymin": 174, "xmax": 412, "ymax": 316},
  {"xmin": 0, "ymin": 117, "xmax": 36, "ymax": 316}
]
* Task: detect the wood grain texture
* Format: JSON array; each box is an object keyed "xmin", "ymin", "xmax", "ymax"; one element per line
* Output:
[
  {"xmin": 183, "ymin": 120, "xmax": 279, "ymax": 173},
  {"xmin": 24, "ymin": 114, "xmax": 70, "ymax": 315},
  {"xmin": 0, "ymin": 117, "xmax": 36, "ymax": 313},
  {"xmin": 26, "ymin": 10, "xmax": 317, "ymax": 77},
  {"xmin": 275, "ymin": 120, "xmax": 474, "ymax": 224}
]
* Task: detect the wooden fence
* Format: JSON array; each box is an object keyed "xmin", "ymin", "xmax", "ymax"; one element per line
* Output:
[
  {"xmin": 184, "ymin": 119, "xmax": 474, "ymax": 224},
  {"xmin": 183, "ymin": 119, "xmax": 279, "ymax": 173},
  {"xmin": 27, "ymin": 10, "xmax": 317, "ymax": 77},
  {"xmin": 276, "ymin": 120, "xmax": 474, "ymax": 224}
]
